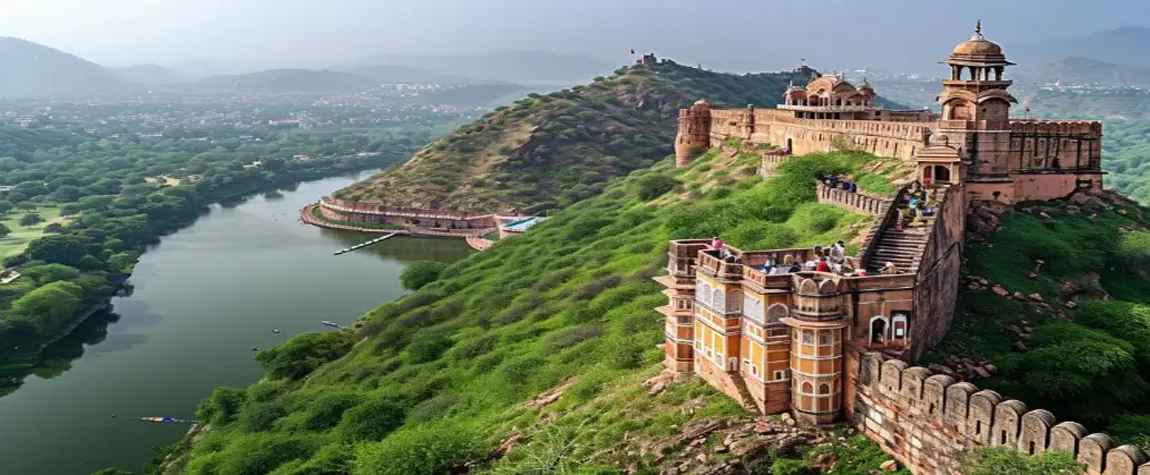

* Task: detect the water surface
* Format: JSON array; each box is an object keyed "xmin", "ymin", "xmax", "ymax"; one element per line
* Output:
[{"xmin": 0, "ymin": 171, "xmax": 471, "ymax": 474}]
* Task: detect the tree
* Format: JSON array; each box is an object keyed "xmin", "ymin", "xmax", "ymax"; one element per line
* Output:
[
  {"xmin": 960, "ymin": 447, "xmax": 1083, "ymax": 475},
  {"xmin": 195, "ymin": 387, "xmax": 247, "ymax": 425},
  {"xmin": 256, "ymin": 331, "xmax": 353, "ymax": 381},
  {"xmin": 10, "ymin": 281, "xmax": 84, "ymax": 329},
  {"xmin": 0, "ymin": 201, "xmax": 13, "ymax": 215},
  {"xmin": 400, "ymin": 261, "xmax": 447, "ymax": 291},
  {"xmin": 20, "ymin": 264, "xmax": 81, "ymax": 285},
  {"xmin": 352, "ymin": 423, "xmax": 482, "ymax": 475},
  {"xmin": 19, "ymin": 213, "xmax": 43, "ymax": 227},
  {"xmin": 0, "ymin": 223, "xmax": 10, "ymax": 238},
  {"xmin": 27, "ymin": 234, "xmax": 89, "ymax": 267}
]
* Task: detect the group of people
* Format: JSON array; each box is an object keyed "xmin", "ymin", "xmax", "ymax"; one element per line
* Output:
[
  {"xmin": 823, "ymin": 176, "xmax": 859, "ymax": 194},
  {"xmin": 897, "ymin": 182, "xmax": 939, "ymax": 229}
]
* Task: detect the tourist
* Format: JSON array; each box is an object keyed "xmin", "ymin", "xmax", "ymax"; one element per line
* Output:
[
  {"xmin": 854, "ymin": 268, "xmax": 869, "ymax": 277},
  {"xmin": 815, "ymin": 257, "xmax": 830, "ymax": 273},
  {"xmin": 769, "ymin": 265, "xmax": 783, "ymax": 275},
  {"xmin": 788, "ymin": 263, "xmax": 802, "ymax": 273},
  {"xmin": 882, "ymin": 262, "xmax": 898, "ymax": 275},
  {"xmin": 804, "ymin": 257, "xmax": 819, "ymax": 270},
  {"xmin": 711, "ymin": 236, "xmax": 723, "ymax": 250},
  {"xmin": 829, "ymin": 241, "xmax": 846, "ymax": 265}
]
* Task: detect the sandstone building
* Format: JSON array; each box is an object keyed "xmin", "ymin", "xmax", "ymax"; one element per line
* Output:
[{"xmin": 658, "ymin": 23, "xmax": 1148, "ymax": 474}]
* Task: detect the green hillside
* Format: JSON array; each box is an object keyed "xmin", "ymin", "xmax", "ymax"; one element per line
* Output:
[
  {"xmin": 333, "ymin": 62, "xmax": 813, "ymax": 214},
  {"xmin": 925, "ymin": 193, "xmax": 1150, "ymax": 449},
  {"xmin": 160, "ymin": 150, "xmax": 910, "ymax": 475},
  {"xmin": 1103, "ymin": 120, "xmax": 1150, "ymax": 203}
]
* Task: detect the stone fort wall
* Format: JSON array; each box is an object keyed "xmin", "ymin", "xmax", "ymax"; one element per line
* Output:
[
  {"xmin": 909, "ymin": 184, "xmax": 966, "ymax": 362},
  {"xmin": 702, "ymin": 107, "xmax": 932, "ymax": 161},
  {"xmin": 845, "ymin": 350, "xmax": 1150, "ymax": 475}
]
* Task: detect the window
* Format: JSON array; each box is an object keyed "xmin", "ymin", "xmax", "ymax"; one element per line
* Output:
[
  {"xmin": 819, "ymin": 383, "xmax": 830, "ymax": 395},
  {"xmin": 751, "ymin": 365, "xmax": 758, "ymax": 376},
  {"xmin": 773, "ymin": 370, "xmax": 784, "ymax": 381},
  {"xmin": 819, "ymin": 332, "xmax": 830, "ymax": 345},
  {"xmin": 802, "ymin": 330, "xmax": 814, "ymax": 344},
  {"xmin": 801, "ymin": 382, "xmax": 814, "ymax": 394},
  {"xmin": 712, "ymin": 289, "xmax": 724, "ymax": 312},
  {"xmin": 695, "ymin": 341, "xmax": 702, "ymax": 351},
  {"xmin": 892, "ymin": 313, "xmax": 909, "ymax": 340}
]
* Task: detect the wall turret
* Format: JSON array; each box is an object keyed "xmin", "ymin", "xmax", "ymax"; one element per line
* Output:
[{"xmin": 675, "ymin": 100, "xmax": 713, "ymax": 167}]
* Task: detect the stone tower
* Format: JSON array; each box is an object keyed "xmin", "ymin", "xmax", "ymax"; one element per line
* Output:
[
  {"xmin": 782, "ymin": 276, "xmax": 848, "ymax": 424},
  {"xmin": 675, "ymin": 100, "xmax": 713, "ymax": 167},
  {"xmin": 935, "ymin": 20, "xmax": 1017, "ymax": 180}
]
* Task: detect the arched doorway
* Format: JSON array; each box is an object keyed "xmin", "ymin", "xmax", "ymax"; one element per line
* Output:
[
  {"xmin": 934, "ymin": 165, "xmax": 952, "ymax": 184},
  {"xmin": 786, "ymin": 138, "xmax": 793, "ymax": 153},
  {"xmin": 869, "ymin": 316, "xmax": 888, "ymax": 345}
]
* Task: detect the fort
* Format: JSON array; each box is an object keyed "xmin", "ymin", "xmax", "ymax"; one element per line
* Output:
[{"xmin": 656, "ymin": 22, "xmax": 1147, "ymax": 474}]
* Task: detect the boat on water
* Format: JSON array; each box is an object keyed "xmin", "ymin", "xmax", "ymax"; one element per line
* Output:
[
  {"xmin": 320, "ymin": 320, "xmax": 343, "ymax": 329},
  {"xmin": 139, "ymin": 417, "xmax": 189, "ymax": 423}
]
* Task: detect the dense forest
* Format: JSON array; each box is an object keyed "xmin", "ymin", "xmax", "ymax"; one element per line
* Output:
[
  {"xmin": 1102, "ymin": 119, "xmax": 1150, "ymax": 203},
  {"xmin": 0, "ymin": 123, "xmax": 446, "ymax": 381}
]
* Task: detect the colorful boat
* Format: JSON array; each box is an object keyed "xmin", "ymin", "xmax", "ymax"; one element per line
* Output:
[{"xmin": 140, "ymin": 417, "xmax": 184, "ymax": 423}]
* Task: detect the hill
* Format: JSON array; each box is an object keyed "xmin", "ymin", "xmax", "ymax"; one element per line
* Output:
[
  {"xmin": 0, "ymin": 37, "xmax": 126, "ymax": 98},
  {"xmin": 1014, "ymin": 26, "xmax": 1150, "ymax": 69},
  {"xmin": 1012, "ymin": 57, "xmax": 1150, "ymax": 88},
  {"xmin": 345, "ymin": 64, "xmax": 473, "ymax": 85},
  {"xmin": 359, "ymin": 50, "xmax": 614, "ymax": 84},
  {"xmin": 924, "ymin": 192, "xmax": 1150, "ymax": 450},
  {"xmin": 196, "ymin": 69, "xmax": 379, "ymax": 94},
  {"xmin": 334, "ymin": 61, "xmax": 816, "ymax": 214},
  {"xmin": 114, "ymin": 64, "xmax": 183, "ymax": 84},
  {"xmin": 158, "ymin": 150, "xmax": 923, "ymax": 475}
]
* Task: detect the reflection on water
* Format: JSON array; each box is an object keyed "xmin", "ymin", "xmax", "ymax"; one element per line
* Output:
[{"xmin": 0, "ymin": 169, "xmax": 473, "ymax": 475}]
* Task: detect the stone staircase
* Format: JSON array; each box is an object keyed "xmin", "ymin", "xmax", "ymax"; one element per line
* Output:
[
  {"xmin": 866, "ymin": 216, "xmax": 934, "ymax": 274},
  {"xmin": 728, "ymin": 373, "xmax": 763, "ymax": 414}
]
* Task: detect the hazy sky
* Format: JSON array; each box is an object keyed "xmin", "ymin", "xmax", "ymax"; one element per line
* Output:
[{"xmin": 1, "ymin": 0, "xmax": 1147, "ymax": 71}]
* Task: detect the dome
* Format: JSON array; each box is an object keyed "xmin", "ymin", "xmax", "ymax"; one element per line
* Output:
[
  {"xmin": 951, "ymin": 20, "xmax": 1003, "ymax": 56},
  {"xmin": 691, "ymin": 100, "xmax": 711, "ymax": 110},
  {"xmin": 857, "ymin": 79, "xmax": 874, "ymax": 92}
]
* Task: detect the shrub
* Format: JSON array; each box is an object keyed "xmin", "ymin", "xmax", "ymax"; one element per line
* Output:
[
  {"xmin": 400, "ymin": 261, "xmax": 448, "ymax": 291},
  {"xmin": 339, "ymin": 396, "xmax": 407, "ymax": 442},
  {"xmin": 195, "ymin": 387, "xmax": 247, "ymax": 425},
  {"xmin": 301, "ymin": 390, "xmax": 364, "ymax": 431},
  {"xmin": 353, "ymin": 423, "xmax": 483, "ymax": 475},
  {"xmin": 631, "ymin": 173, "xmax": 680, "ymax": 201},
  {"xmin": 404, "ymin": 334, "xmax": 454, "ymax": 363},
  {"xmin": 256, "ymin": 331, "xmax": 354, "ymax": 381}
]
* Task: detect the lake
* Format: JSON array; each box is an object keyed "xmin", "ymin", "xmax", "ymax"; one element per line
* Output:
[{"xmin": 0, "ymin": 171, "xmax": 472, "ymax": 474}]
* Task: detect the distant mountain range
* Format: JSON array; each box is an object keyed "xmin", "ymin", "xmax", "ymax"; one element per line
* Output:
[
  {"xmin": 114, "ymin": 64, "xmax": 183, "ymax": 84},
  {"xmin": 1013, "ymin": 26, "xmax": 1150, "ymax": 70},
  {"xmin": 195, "ymin": 69, "xmax": 380, "ymax": 94},
  {"xmin": 0, "ymin": 37, "xmax": 127, "ymax": 97},
  {"xmin": 343, "ymin": 64, "xmax": 474, "ymax": 85},
  {"xmin": 1012, "ymin": 57, "xmax": 1150, "ymax": 88},
  {"xmin": 358, "ymin": 50, "xmax": 615, "ymax": 84}
]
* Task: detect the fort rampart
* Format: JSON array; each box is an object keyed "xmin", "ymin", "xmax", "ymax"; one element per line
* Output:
[
  {"xmin": 815, "ymin": 181, "xmax": 892, "ymax": 215},
  {"xmin": 846, "ymin": 350, "xmax": 1150, "ymax": 475},
  {"xmin": 319, "ymin": 198, "xmax": 499, "ymax": 229},
  {"xmin": 699, "ymin": 107, "xmax": 933, "ymax": 162},
  {"xmin": 908, "ymin": 184, "xmax": 965, "ymax": 361}
]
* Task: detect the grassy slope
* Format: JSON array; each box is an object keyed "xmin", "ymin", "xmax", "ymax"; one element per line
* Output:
[
  {"xmin": 334, "ymin": 62, "xmax": 812, "ymax": 214},
  {"xmin": 923, "ymin": 197, "xmax": 1150, "ymax": 450},
  {"xmin": 0, "ymin": 206, "xmax": 65, "ymax": 261},
  {"xmin": 172, "ymin": 150, "xmax": 896, "ymax": 475}
]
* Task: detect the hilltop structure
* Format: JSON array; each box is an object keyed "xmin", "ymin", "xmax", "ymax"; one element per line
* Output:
[
  {"xmin": 658, "ymin": 23, "xmax": 1148, "ymax": 474},
  {"xmin": 675, "ymin": 21, "xmax": 1104, "ymax": 204}
]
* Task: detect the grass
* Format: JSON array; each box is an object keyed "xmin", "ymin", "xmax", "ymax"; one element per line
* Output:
[
  {"xmin": 172, "ymin": 151, "xmax": 893, "ymax": 474},
  {"xmin": 0, "ymin": 206, "xmax": 66, "ymax": 261},
  {"xmin": 923, "ymin": 197, "xmax": 1150, "ymax": 447}
]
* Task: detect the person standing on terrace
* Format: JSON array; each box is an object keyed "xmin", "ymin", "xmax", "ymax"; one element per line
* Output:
[{"xmin": 711, "ymin": 236, "xmax": 723, "ymax": 250}]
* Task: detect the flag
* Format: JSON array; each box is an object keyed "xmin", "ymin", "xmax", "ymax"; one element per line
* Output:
[{"xmin": 630, "ymin": 48, "xmax": 635, "ymax": 55}]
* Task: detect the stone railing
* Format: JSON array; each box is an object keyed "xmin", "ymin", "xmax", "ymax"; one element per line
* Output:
[
  {"xmin": 817, "ymin": 181, "xmax": 893, "ymax": 215},
  {"xmin": 851, "ymin": 350, "xmax": 1149, "ymax": 475}
]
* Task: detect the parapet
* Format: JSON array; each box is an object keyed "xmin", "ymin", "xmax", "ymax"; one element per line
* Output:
[
  {"xmin": 1010, "ymin": 119, "xmax": 1102, "ymax": 136},
  {"xmin": 855, "ymin": 351, "xmax": 1150, "ymax": 474}
]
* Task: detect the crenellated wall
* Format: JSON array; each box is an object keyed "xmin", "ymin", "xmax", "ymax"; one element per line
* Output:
[
  {"xmin": 320, "ymin": 198, "xmax": 499, "ymax": 229},
  {"xmin": 816, "ymin": 181, "xmax": 892, "ymax": 215},
  {"xmin": 851, "ymin": 350, "xmax": 1150, "ymax": 475},
  {"xmin": 908, "ymin": 184, "xmax": 965, "ymax": 361}
]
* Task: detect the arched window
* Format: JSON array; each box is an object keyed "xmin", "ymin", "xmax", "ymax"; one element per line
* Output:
[
  {"xmin": 801, "ymin": 381, "xmax": 814, "ymax": 394},
  {"xmin": 934, "ymin": 165, "xmax": 952, "ymax": 184},
  {"xmin": 767, "ymin": 304, "xmax": 789, "ymax": 324},
  {"xmin": 743, "ymin": 293, "xmax": 764, "ymax": 322},
  {"xmin": 869, "ymin": 316, "xmax": 889, "ymax": 345},
  {"xmin": 712, "ymin": 289, "xmax": 725, "ymax": 312},
  {"xmin": 818, "ymin": 383, "xmax": 830, "ymax": 395}
]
